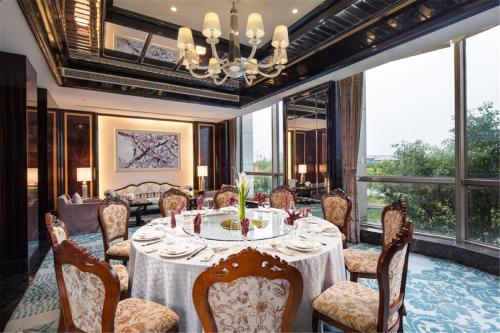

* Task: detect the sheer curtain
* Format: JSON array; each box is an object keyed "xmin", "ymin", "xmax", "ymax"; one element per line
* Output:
[{"xmin": 339, "ymin": 73, "xmax": 364, "ymax": 243}]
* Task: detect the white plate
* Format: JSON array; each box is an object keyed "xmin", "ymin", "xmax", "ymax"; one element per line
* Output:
[
  {"xmin": 133, "ymin": 230, "xmax": 164, "ymax": 241},
  {"xmin": 286, "ymin": 240, "xmax": 319, "ymax": 252},
  {"xmin": 158, "ymin": 243, "xmax": 198, "ymax": 257},
  {"xmin": 182, "ymin": 210, "xmax": 207, "ymax": 216}
]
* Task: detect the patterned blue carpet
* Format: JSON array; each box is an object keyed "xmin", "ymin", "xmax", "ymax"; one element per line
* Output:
[{"xmin": 4, "ymin": 222, "xmax": 499, "ymax": 332}]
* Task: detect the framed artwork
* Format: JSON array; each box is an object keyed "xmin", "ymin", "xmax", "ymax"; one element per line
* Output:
[
  {"xmin": 114, "ymin": 34, "xmax": 178, "ymax": 63},
  {"xmin": 115, "ymin": 129, "xmax": 180, "ymax": 171}
]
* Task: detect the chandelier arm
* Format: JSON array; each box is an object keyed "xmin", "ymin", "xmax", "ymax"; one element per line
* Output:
[
  {"xmin": 257, "ymin": 59, "xmax": 276, "ymax": 69},
  {"xmin": 243, "ymin": 73, "xmax": 254, "ymax": 86},
  {"xmin": 247, "ymin": 43, "xmax": 258, "ymax": 61},
  {"xmin": 257, "ymin": 67, "xmax": 282, "ymax": 78},
  {"xmin": 188, "ymin": 68, "xmax": 214, "ymax": 79},
  {"xmin": 210, "ymin": 43, "xmax": 222, "ymax": 62},
  {"xmin": 213, "ymin": 75, "xmax": 229, "ymax": 85}
]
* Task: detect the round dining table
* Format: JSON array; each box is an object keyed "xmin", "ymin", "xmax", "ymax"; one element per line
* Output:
[{"xmin": 128, "ymin": 207, "xmax": 346, "ymax": 332}]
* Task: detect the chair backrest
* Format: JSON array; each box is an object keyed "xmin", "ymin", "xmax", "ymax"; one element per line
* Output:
[
  {"xmin": 54, "ymin": 239, "xmax": 120, "ymax": 332},
  {"xmin": 45, "ymin": 213, "xmax": 70, "ymax": 252},
  {"xmin": 381, "ymin": 200, "xmax": 408, "ymax": 248},
  {"xmin": 269, "ymin": 186, "xmax": 297, "ymax": 209},
  {"xmin": 159, "ymin": 188, "xmax": 190, "ymax": 217},
  {"xmin": 376, "ymin": 223, "xmax": 413, "ymax": 332},
  {"xmin": 193, "ymin": 248, "xmax": 304, "ymax": 333},
  {"xmin": 320, "ymin": 188, "xmax": 352, "ymax": 235},
  {"xmin": 213, "ymin": 186, "xmax": 239, "ymax": 209},
  {"xmin": 98, "ymin": 197, "xmax": 130, "ymax": 251}
]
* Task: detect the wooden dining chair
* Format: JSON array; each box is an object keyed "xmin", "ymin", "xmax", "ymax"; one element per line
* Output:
[
  {"xmin": 320, "ymin": 188, "xmax": 352, "ymax": 248},
  {"xmin": 54, "ymin": 239, "xmax": 179, "ymax": 332},
  {"xmin": 213, "ymin": 186, "xmax": 239, "ymax": 209},
  {"xmin": 45, "ymin": 212, "xmax": 129, "ymax": 300},
  {"xmin": 312, "ymin": 223, "xmax": 413, "ymax": 333},
  {"xmin": 192, "ymin": 248, "xmax": 304, "ymax": 333},
  {"xmin": 98, "ymin": 197, "xmax": 131, "ymax": 264},
  {"xmin": 343, "ymin": 200, "xmax": 408, "ymax": 282},
  {"xmin": 159, "ymin": 188, "xmax": 190, "ymax": 217},
  {"xmin": 269, "ymin": 186, "xmax": 297, "ymax": 209}
]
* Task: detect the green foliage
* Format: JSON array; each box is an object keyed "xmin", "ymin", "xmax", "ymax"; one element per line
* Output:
[
  {"xmin": 252, "ymin": 155, "xmax": 272, "ymax": 194},
  {"xmin": 368, "ymin": 102, "xmax": 499, "ymax": 244}
]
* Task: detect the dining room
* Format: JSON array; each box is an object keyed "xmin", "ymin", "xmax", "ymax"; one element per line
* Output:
[{"xmin": 0, "ymin": 0, "xmax": 499, "ymax": 332}]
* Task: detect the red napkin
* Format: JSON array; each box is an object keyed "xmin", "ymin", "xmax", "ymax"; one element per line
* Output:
[
  {"xmin": 193, "ymin": 213, "xmax": 202, "ymax": 234},
  {"xmin": 285, "ymin": 210, "xmax": 301, "ymax": 226},
  {"xmin": 197, "ymin": 195, "xmax": 204, "ymax": 210},
  {"xmin": 170, "ymin": 210, "xmax": 176, "ymax": 228},
  {"xmin": 252, "ymin": 192, "xmax": 267, "ymax": 205},
  {"xmin": 175, "ymin": 200, "xmax": 186, "ymax": 214},
  {"xmin": 229, "ymin": 197, "xmax": 238, "ymax": 207},
  {"xmin": 241, "ymin": 217, "xmax": 250, "ymax": 237}
]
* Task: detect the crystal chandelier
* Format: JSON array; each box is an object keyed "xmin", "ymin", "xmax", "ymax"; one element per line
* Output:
[{"xmin": 176, "ymin": 1, "xmax": 289, "ymax": 86}]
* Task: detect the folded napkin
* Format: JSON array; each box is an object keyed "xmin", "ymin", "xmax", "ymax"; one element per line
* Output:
[
  {"xmin": 197, "ymin": 195, "xmax": 204, "ymax": 210},
  {"xmin": 252, "ymin": 192, "xmax": 267, "ymax": 205},
  {"xmin": 241, "ymin": 217, "xmax": 250, "ymax": 237},
  {"xmin": 229, "ymin": 197, "xmax": 238, "ymax": 207},
  {"xmin": 170, "ymin": 210, "xmax": 176, "ymax": 228},
  {"xmin": 193, "ymin": 213, "xmax": 202, "ymax": 234},
  {"xmin": 175, "ymin": 200, "xmax": 186, "ymax": 214},
  {"xmin": 285, "ymin": 210, "xmax": 301, "ymax": 226}
]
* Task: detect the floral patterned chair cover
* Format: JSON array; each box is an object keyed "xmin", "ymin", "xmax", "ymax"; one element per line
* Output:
[
  {"xmin": 343, "ymin": 200, "xmax": 408, "ymax": 282},
  {"xmin": 312, "ymin": 223, "xmax": 413, "ymax": 333},
  {"xmin": 159, "ymin": 188, "xmax": 190, "ymax": 217},
  {"xmin": 213, "ymin": 186, "xmax": 239, "ymax": 209},
  {"xmin": 98, "ymin": 197, "xmax": 131, "ymax": 263},
  {"xmin": 193, "ymin": 248, "xmax": 303, "ymax": 332},
  {"xmin": 320, "ymin": 188, "xmax": 352, "ymax": 248},
  {"xmin": 54, "ymin": 240, "xmax": 179, "ymax": 332},
  {"xmin": 269, "ymin": 186, "xmax": 297, "ymax": 210}
]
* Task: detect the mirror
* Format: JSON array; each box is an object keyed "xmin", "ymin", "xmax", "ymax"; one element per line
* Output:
[{"xmin": 285, "ymin": 86, "xmax": 328, "ymax": 203}]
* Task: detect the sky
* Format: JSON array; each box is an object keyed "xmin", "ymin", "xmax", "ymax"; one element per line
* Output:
[{"xmin": 366, "ymin": 26, "xmax": 499, "ymax": 156}]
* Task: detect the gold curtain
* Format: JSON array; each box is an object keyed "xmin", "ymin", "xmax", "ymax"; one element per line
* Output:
[{"xmin": 339, "ymin": 73, "xmax": 364, "ymax": 243}]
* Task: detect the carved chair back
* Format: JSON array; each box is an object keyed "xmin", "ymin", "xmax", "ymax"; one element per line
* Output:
[
  {"xmin": 376, "ymin": 223, "xmax": 413, "ymax": 332},
  {"xmin": 381, "ymin": 200, "xmax": 408, "ymax": 248},
  {"xmin": 98, "ymin": 197, "xmax": 130, "ymax": 253},
  {"xmin": 45, "ymin": 212, "xmax": 70, "ymax": 252},
  {"xmin": 54, "ymin": 239, "xmax": 120, "ymax": 332},
  {"xmin": 193, "ymin": 248, "xmax": 304, "ymax": 333},
  {"xmin": 269, "ymin": 186, "xmax": 297, "ymax": 209},
  {"xmin": 213, "ymin": 186, "xmax": 239, "ymax": 209},
  {"xmin": 159, "ymin": 188, "xmax": 190, "ymax": 217},
  {"xmin": 320, "ymin": 188, "xmax": 352, "ymax": 237}
]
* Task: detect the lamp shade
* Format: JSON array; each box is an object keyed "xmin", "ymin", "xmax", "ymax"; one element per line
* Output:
[
  {"xmin": 202, "ymin": 12, "xmax": 222, "ymax": 38},
  {"xmin": 272, "ymin": 25, "xmax": 289, "ymax": 48},
  {"xmin": 246, "ymin": 13, "xmax": 264, "ymax": 39},
  {"xmin": 177, "ymin": 27, "xmax": 195, "ymax": 49},
  {"xmin": 208, "ymin": 57, "xmax": 221, "ymax": 75},
  {"xmin": 273, "ymin": 47, "xmax": 288, "ymax": 65},
  {"xmin": 245, "ymin": 58, "xmax": 258, "ymax": 75},
  {"xmin": 298, "ymin": 164, "xmax": 307, "ymax": 174},
  {"xmin": 77, "ymin": 167, "xmax": 92, "ymax": 182},
  {"xmin": 319, "ymin": 164, "xmax": 327, "ymax": 173},
  {"xmin": 197, "ymin": 165, "xmax": 208, "ymax": 177},
  {"xmin": 27, "ymin": 168, "xmax": 38, "ymax": 186}
]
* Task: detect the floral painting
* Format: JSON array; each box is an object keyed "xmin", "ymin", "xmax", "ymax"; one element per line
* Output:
[
  {"xmin": 115, "ymin": 129, "xmax": 180, "ymax": 171},
  {"xmin": 114, "ymin": 34, "xmax": 178, "ymax": 63}
]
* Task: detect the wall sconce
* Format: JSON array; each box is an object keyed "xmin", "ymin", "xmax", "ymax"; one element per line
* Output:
[
  {"xmin": 298, "ymin": 164, "xmax": 307, "ymax": 185},
  {"xmin": 77, "ymin": 167, "xmax": 92, "ymax": 199},
  {"xmin": 27, "ymin": 168, "xmax": 38, "ymax": 187},
  {"xmin": 197, "ymin": 165, "xmax": 208, "ymax": 191}
]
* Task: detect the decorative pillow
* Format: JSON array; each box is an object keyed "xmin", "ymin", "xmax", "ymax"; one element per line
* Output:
[{"xmin": 73, "ymin": 192, "xmax": 84, "ymax": 204}]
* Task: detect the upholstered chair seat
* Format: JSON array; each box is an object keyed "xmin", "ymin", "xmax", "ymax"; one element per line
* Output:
[
  {"xmin": 106, "ymin": 240, "xmax": 131, "ymax": 258},
  {"xmin": 313, "ymin": 281, "xmax": 398, "ymax": 333},
  {"xmin": 343, "ymin": 248, "xmax": 379, "ymax": 274},
  {"xmin": 115, "ymin": 298, "xmax": 179, "ymax": 332}
]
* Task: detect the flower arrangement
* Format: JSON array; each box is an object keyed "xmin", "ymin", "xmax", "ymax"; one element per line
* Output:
[{"xmin": 236, "ymin": 172, "xmax": 252, "ymax": 222}]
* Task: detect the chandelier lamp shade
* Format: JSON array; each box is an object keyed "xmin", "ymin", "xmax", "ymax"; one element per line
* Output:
[{"xmin": 176, "ymin": 1, "xmax": 289, "ymax": 86}]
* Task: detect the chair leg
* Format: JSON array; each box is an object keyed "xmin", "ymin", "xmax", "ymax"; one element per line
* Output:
[
  {"xmin": 350, "ymin": 272, "xmax": 358, "ymax": 282},
  {"xmin": 397, "ymin": 314, "xmax": 404, "ymax": 333},
  {"xmin": 167, "ymin": 323, "xmax": 179, "ymax": 332},
  {"xmin": 312, "ymin": 309, "xmax": 320, "ymax": 332},
  {"xmin": 401, "ymin": 302, "xmax": 407, "ymax": 316},
  {"xmin": 57, "ymin": 308, "xmax": 65, "ymax": 333}
]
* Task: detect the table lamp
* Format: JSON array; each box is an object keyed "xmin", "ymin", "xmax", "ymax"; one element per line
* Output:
[
  {"xmin": 298, "ymin": 164, "xmax": 307, "ymax": 185},
  {"xmin": 27, "ymin": 168, "xmax": 38, "ymax": 187},
  {"xmin": 77, "ymin": 167, "xmax": 92, "ymax": 199},
  {"xmin": 319, "ymin": 164, "xmax": 328, "ymax": 188},
  {"xmin": 197, "ymin": 165, "xmax": 208, "ymax": 191}
]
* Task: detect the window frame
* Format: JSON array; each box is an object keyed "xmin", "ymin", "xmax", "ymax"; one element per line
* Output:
[{"xmin": 359, "ymin": 28, "xmax": 500, "ymax": 249}]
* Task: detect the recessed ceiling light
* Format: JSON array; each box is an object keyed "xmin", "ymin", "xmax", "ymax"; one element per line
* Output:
[
  {"xmin": 292, "ymin": 8, "xmax": 298, "ymax": 14},
  {"xmin": 170, "ymin": 6, "xmax": 177, "ymax": 12}
]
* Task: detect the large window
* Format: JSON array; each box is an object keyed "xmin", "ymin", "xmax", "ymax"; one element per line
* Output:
[
  {"xmin": 360, "ymin": 25, "xmax": 499, "ymax": 247},
  {"xmin": 240, "ymin": 104, "xmax": 284, "ymax": 195},
  {"xmin": 363, "ymin": 46, "xmax": 456, "ymax": 236}
]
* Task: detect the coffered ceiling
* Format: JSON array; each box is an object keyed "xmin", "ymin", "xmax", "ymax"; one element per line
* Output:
[{"xmin": 18, "ymin": 0, "xmax": 498, "ymax": 109}]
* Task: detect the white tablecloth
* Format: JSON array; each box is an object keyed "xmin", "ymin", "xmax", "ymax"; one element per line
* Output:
[{"xmin": 129, "ymin": 210, "xmax": 346, "ymax": 332}]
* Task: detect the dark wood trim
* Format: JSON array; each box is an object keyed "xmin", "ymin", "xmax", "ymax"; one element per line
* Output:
[
  {"xmin": 328, "ymin": 81, "xmax": 342, "ymax": 189},
  {"xmin": 138, "ymin": 33, "xmax": 153, "ymax": 64},
  {"xmin": 37, "ymin": 88, "xmax": 49, "ymax": 241},
  {"xmin": 92, "ymin": 113, "xmax": 99, "ymax": 197},
  {"xmin": 193, "ymin": 248, "xmax": 304, "ymax": 333}
]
